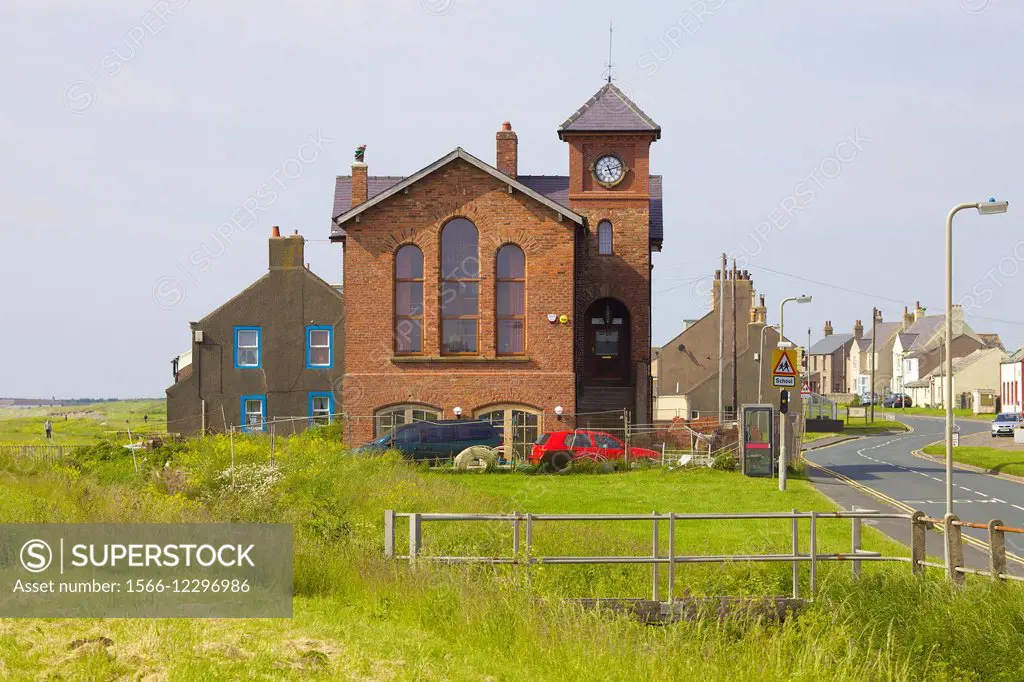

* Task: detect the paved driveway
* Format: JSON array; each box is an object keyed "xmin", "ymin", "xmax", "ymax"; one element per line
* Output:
[{"xmin": 804, "ymin": 415, "xmax": 1024, "ymax": 570}]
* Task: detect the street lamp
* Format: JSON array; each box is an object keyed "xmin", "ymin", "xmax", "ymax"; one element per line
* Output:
[
  {"xmin": 778, "ymin": 295, "xmax": 812, "ymax": 492},
  {"xmin": 945, "ymin": 199, "xmax": 1009, "ymax": 517},
  {"xmin": 757, "ymin": 324, "xmax": 779, "ymax": 403},
  {"xmin": 779, "ymin": 295, "xmax": 812, "ymax": 343}
]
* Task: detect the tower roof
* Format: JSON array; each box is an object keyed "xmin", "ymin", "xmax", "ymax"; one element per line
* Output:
[{"xmin": 557, "ymin": 83, "xmax": 661, "ymax": 140}]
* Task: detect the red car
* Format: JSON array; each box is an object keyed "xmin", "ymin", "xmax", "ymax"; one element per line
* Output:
[{"xmin": 529, "ymin": 430, "xmax": 660, "ymax": 471}]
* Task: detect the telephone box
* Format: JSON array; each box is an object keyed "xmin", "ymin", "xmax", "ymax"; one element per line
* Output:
[{"xmin": 740, "ymin": 404, "xmax": 776, "ymax": 477}]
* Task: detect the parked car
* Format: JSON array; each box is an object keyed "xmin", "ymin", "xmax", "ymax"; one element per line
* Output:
[
  {"xmin": 991, "ymin": 412, "xmax": 1022, "ymax": 437},
  {"xmin": 356, "ymin": 420, "xmax": 502, "ymax": 464},
  {"xmin": 859, "ymin": 392, "xmax": 880, "ymax": 405},
  {"xmin": 529, "ymin": 430, "xmax": 660, "ymax": 471},
  {"xmin": 883, "ymin": 393, "xmax": 912, "ymax": 408}
]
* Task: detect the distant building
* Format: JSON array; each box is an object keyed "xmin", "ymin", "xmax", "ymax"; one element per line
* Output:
[
  {"xmin": 165, "ymin": 228, "xmax": 344, "ymax": 436},
  {"xmin": 999, "ymin": 348, "xmax": 1024, "ymax": 414},
  {"xmin": 891, "ymin": 303, "xmax": 994, "ymax": 395},
  {"xmin": 655, "ymin": 270, "xmax": 801, "ymax": 420},
  {"xmin": 906, "ymin": 346, "xmax": 1006, "ymax": 409},
  {"xmin": 807, "ymin": 320, "xmax": 855, "ymax": 395}
]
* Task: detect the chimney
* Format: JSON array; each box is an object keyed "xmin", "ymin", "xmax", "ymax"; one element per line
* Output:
[
  {"xmin": 351, "ymin": 144, "xmax": 368, "ymax": 207},
  {"xmin": 951, "ymin": 304, "xmax": 965, "ymax": 338},
  {"xmin": 269, "ymin": 226, "xmax": 304, "ymax": 270},
  {"xmin": 496, "ymin": 122, "xmax": 518, "ymax": 177},
  {"xmin": 823, "ymin": 320, "xmax": 833, "ymax": 337},
  {"xmin": 914, "ymin": 300, "xmax": 926, "ymax": 321},
  {"xmin": 902, "ymin": 305, "xmax": 914, "ymax": 330},
  {"xmin": 751, "ymin": 294, "xmax": 767, "ymax": 324},
  {"xmin": 853, "ymin": 319, "xmax": 863, "ymax": 339}
]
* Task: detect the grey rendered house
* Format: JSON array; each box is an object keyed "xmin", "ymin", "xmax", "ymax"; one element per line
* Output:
[{"xmin": 166, "ymin": 228, "xmax": 344, "ymax": 436}]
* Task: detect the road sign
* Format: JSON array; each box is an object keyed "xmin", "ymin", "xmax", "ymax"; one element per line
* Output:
[
  {"xmin": 801, "ymin": 382, "xmax": 811, "ymax": 396},
  {"xmin": 771, "ymin": 348, "xmax": 798, "ymax": 391}
]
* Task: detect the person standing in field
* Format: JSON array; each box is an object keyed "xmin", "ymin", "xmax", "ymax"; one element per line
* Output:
[{"xmin": 44, "ymin": 419, "xmax": 52, "ymax": 440}]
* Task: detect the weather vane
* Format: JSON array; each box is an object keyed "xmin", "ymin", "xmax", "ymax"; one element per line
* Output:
[{"xmin": 604, "ymin": 21, "xmax": 614, "ymax": 84}]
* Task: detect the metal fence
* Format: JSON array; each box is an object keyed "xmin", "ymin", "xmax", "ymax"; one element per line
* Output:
[
  {"xmin": 386, "ymin": 509, "xmax": 907, "ymax": 600},
  {"xmin": 385, "ymin": 509, "xmax": 1024, "ymax": 600}
]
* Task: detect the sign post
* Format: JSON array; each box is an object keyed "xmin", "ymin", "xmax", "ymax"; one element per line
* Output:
[{"xmin": 772, "ymin": 348, "xmax": 799, "ymax": 491}]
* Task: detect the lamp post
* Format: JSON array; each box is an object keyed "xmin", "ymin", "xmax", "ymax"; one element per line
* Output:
[
  {"xmin": 778, "ymin": 295, "xmax": 812, "ymax": 492},
  {"xmin": 758, "ymin": 324, "xmax": 779, "ymax": 403},
  {"xmin": 945, "ymin": 199, "xmax": 1009, "ymax": 517}
]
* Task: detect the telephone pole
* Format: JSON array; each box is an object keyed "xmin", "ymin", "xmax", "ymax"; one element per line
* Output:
[
  {"xmin": 731, "ymin": 260, "xmax": 738, "ymax": 416},
  {"xmin": 870, "ymin": 307, "xmax": 878, "ymax": 423},
  {"xmin": 717, "ymin": 253, "xmax": 726, "ymax": 420}
]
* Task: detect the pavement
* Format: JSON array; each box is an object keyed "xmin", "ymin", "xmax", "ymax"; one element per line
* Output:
[{"xmin": 802, "ymin": 415, "xmax": 1024, "ymax": 575}]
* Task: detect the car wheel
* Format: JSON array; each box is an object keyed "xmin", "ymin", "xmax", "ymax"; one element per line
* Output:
[
  {"xmin": 454, "ymin": 446, "xmax": 496, "ymax": 472},
  {"xmin": 543, "ymin": 450, "xmax": 572, "ymax": 473}
]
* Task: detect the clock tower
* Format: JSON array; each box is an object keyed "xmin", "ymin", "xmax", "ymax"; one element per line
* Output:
[{"xmin": 558, "ymin": 83, "xmax": 661, "ymax": 426}]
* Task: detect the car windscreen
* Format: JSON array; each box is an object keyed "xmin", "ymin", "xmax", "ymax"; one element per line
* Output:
[
  {"xmin": 534, "ymin": 433, "xmax": 550, "ymax": 446},
  {"xmin": 996, "ymin": 414, "xmax": 1019, "ymax": 422}
]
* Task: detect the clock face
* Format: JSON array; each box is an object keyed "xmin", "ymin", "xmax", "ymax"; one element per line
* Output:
[{"xmin": 593, "ymin": 154, "xmax": 625, "ymax": 186}]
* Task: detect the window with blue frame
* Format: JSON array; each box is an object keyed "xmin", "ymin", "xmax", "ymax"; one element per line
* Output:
[
  {"xmin": 306, "ymin": 326, "xmax": 333, "ymax": 368},
  {"xmin": 241, "ymin": 395, "xmax": 266, "ymax": 432},
  {"xmin": 309, "ymin": 392, "xmax": 333, "ymax": 426},
  {"xmin": 234, "ymin": 326, "xmax": 261, "ymax": 368}
]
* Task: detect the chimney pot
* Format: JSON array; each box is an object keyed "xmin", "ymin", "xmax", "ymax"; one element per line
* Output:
[
  {"xmin": 501, "ymin": 121, "xmax": 512, "ymax": 131},
  {"xmin": 271, "ymin": 225, "xmax": 280, "ymax": 238}
]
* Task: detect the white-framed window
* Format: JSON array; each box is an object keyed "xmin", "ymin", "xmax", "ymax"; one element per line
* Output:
[
  {"xmin": 241, "ymin": 395, "xmax": 266, "ymax": 432},
  {"xmin": 309, "ymin": 392, "xmax": 333, "ymax": 425},
  {"xmin": 234, "ymin": 327, "xmax": 261, "ymax": 368},
  {"xmin": 306, "ymin": 326, "xmax": 333, "ymax": 368}
]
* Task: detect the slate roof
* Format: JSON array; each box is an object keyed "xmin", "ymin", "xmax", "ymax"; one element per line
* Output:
[
  {"xmin": 332, "ymin": 170, "xmax": 665, "ymax": 245},
  {"xmin": 866, "ymin": 322, "xmax": 903, "ymax": 352},
  {"xmin": 925, "ymin": 347, "xmax": 1005, "ymax": 378},
  {"xmin": 1002, "ymin": 347, "xmax": 1024, "ymax": 364},
  {"xmin": 808, "ymin": 333, "xmax": 854, "ymax": 356},
  {"xmin": 557, "ymin": 83, "xmax": 661, "ymax": 139}
]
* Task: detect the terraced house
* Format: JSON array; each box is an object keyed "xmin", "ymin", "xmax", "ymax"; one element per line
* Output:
[{"xmin": 331, "ymin": 83, "xmax": 664, "ymax": 451}]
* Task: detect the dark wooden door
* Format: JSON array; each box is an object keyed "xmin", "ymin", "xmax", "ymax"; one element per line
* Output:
[{"xmin": 584, "ymin": 298, "xmax": 630, "ymax": 383}]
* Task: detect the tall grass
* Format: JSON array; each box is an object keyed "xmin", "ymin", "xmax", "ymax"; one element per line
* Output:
[{"xmin": 0, "ymin": 430, "xmax": 1021, "ymax": 680}]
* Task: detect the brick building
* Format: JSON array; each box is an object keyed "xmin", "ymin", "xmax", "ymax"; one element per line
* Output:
[{"xmin": 331, "ymin": 84, "xmax": 663, "ymax": 451}]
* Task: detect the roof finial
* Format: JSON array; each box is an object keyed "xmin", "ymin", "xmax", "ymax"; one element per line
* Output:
[{"xmin": 604, "ymin": 21, "xmax": 614, "ymax": 84}]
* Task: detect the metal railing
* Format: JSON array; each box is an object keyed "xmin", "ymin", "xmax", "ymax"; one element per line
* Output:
[
  {"xmin": 384, "ymin": 509, "xmax": 908, "ymax": 599},
  {"xmin": 385, "ymin": 509, "xmax": 1024, "ymax": 600}
]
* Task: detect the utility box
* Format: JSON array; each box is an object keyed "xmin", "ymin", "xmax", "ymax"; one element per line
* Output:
[{"xmin": 740, "ymin": 404, "xmax": 776, "ymax": 477}]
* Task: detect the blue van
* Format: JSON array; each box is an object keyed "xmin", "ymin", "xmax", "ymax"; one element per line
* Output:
[{"xmin": 358, "ymin": 420, "xmax": 502, "ymax": 463}]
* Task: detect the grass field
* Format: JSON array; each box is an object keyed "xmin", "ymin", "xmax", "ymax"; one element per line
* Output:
[
  {"xmin": 922, "ymin": 443, "xmax": 1024, "ymax": 477},
  {"xmin": 0, "ymin": 399, "xmax": 165, "ymax": 444},
  {"xmin": 875, "ymin": 406, "xmax": 993, "ymax": 420},
  {"xmin": 0, "ymin": 430, "xmax": 1021, "ymax": 680},
  {"xmin": 803, "ymin": 418, "xmax": 909, "ymax": 444}
]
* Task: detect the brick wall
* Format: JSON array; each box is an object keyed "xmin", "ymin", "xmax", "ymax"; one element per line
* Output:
[{"xmin": 341, "ymin": 158, "xmax": 577, "ymax": 444}]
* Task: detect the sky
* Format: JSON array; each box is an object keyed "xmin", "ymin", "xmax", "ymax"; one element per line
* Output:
[{"xmin": 1, "ymin": 0, "xmax": 1023, "ymax": 398}]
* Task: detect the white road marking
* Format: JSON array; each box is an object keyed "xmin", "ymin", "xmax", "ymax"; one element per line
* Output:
[{"xmin": 1013, "ymin": 505, "xmax": 1024, "ymax": 512}]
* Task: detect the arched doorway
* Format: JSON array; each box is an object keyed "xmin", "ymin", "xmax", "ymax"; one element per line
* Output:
[{"xmin": 584, "ymin": 298, "xmax": 631, "ymax": 383}]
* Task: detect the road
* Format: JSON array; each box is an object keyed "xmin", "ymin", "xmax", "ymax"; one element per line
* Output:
[{"xmin": 804, "ymin": 415, "xmax": 1024, "ymax": 568}]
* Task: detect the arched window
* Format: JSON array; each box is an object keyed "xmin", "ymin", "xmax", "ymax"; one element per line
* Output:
[
  {"xmin": 375, "ymin": 404, "xmax": 441, "ymax": 437},
  {"xmin": 598, "ymin": 220, "xmax": 613, "ymax": 255},
  {"xmin": 496, "ymin": 244, "xmax": 525, "ymax": 355},
  {"xmin": 395, "ymin": 245, "xmax": 423, "ymax": 354},
  {"xmin": 440, "ymin": 218, "xmax": 479, "ymax": 354}
]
